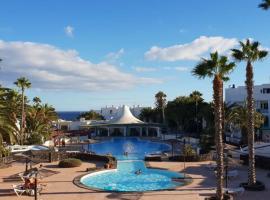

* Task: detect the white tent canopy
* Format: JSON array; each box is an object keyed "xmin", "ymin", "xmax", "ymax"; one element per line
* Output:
[{"xmin": 109, "ymin": 105, "xmax": 144, "ymax": 124}]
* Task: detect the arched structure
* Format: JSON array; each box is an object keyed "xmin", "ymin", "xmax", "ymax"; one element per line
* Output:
[{"xmin": 81, "ymin": 105, "xmax": 163, "ymax": 138}]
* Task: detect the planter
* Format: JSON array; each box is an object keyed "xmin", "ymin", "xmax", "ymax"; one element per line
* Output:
[
  {"xmin": 205, "ymin": 193, "xmax": 231, "ymax": 200},
  {"xmin": 240, "ymin": 181, "xmax": 265, "ymax": 191}
]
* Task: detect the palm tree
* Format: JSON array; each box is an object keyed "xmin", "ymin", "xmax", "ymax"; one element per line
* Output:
[
  {"xmin": 26, "ymin": 103, "xmax": 58, "ymax": 144},
  {"xmin": 192, "ymin": 52, "xmax": 235, "ymax": 200},
  {"xmin": 231, "ymin": 39, "xmax": 268, "ymax": 185},
  {"xmin": 33, "ymin": 96, "xmax": 41, "ymax": 106},
  {"xmin": 259, "ymin": 0, "xmax": 270, "ymax": 10},
  {"xmin": 226, "ymin": 104, "xmax": 264, "ymax": 144},
  {"xmin": 189, "ymin": 91, "xmax": 203, "ymax": 135},
  {"xmin": 14, "ymin": 77, "xmax": 31, "ymax": 145},
  {"xmin": 155, "ymin": 91, "xmax": 167, "ymax": 124}
]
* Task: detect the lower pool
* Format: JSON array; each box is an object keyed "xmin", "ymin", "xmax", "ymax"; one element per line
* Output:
[{"xmin": 80, "ymin": 138, "xmax": 186, "ymax": 192}]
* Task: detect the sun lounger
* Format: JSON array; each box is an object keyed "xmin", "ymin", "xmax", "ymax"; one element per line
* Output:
[
  {"xmin": 12, "ymin": 184, "xmax": 26, "ymax": 196},
  {"xmin": 224, "ymin": 187, "xmax": 245, "ymax": 196},
  {"xmin": 206, "ymin": 163, "xmax": 217, "ymax": 170}
]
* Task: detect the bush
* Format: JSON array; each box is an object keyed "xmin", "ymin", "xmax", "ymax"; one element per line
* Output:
[
  {"xmin": 58, "ymin": 158, "xmax": 82, "ymax": 168},
  {"xmin": 183, "ymin": 144, "xmax": 196, "ymax": 157},
  {"xmin": 26, "ymin": 133, "xmax": 43, "ymax": 145}
]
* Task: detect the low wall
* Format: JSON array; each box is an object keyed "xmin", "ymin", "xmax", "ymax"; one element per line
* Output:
[
  {"xmin": 240, "ymin": 154, "xmax": 270, "ymax": 169},
  {"xmin": 27, "ymin": 150, "xmax": 117, "ymax": 168},
  {"xmin": 169, "ymin": 153, "xmax": 213, "ymax": 162}
]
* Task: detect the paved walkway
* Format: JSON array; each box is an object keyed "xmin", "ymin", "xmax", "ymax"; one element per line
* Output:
[{"xmin": 0, "ymin": 160, "xmax": 269, "ymax": 200}]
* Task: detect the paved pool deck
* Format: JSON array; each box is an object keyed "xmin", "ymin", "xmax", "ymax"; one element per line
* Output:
[{"xmin": 0, "ymin": 160, "xmax": 269, "ymax": 200}]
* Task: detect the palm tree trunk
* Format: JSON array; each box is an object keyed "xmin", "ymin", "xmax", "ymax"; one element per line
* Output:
[
  {"xmin": 246, "ymin": 61, "xmax": 256, "ymax": 185},
  {"xmin": 20, "ymin": 89, "xmax": 25, "ymax": 145},
  {"xmin": 162, "ymin": 106, "xmax": 165, "ymax": 124},
  {"xmin": 213, "ymin": 75, "xmax": 224, "ymax": 200}
]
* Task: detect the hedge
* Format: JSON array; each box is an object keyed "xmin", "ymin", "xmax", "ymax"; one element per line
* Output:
[{"xmin": 58, "ymin": 158, "xmax": 82, "ymax": 168}]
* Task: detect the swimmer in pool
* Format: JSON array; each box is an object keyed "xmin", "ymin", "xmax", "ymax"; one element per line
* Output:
[{"xmin": 135, "ymin": 169, "xmax": 142, "ymax": 175}]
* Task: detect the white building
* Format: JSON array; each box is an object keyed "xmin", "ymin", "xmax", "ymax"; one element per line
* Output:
[{"xmin": 225, "ymin": 84, "xmax": 270, "ymax": 143}]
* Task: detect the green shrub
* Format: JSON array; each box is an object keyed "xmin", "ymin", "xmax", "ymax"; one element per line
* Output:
[
  {"xmin": 183, "ymin": 144, "xmax": 196, "ymax": 157},
  {"xmin": 58, "ymin": 158, "xmax": 82, "ymax": 168}
]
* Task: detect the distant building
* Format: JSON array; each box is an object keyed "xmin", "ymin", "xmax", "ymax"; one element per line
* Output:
[
  {"xmin": 56, "ymin": 105, "xmax": 162, "ymax": 138},
  {"xmin": 225, "ymin": 83, "xmax": 270, "ymax": 143}
]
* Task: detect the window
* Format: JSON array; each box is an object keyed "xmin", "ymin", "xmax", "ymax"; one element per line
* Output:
[
  {"xmin": 262, "ymin": 88, "xmax": 270, "ymax": 94},
  {"xmin": 260, "ymin": 101, "xmax": 269, "ymax": 110}
]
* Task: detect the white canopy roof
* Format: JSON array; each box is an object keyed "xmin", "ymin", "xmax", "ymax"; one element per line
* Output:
[{"xmin": 109, "ymin": 105, "xmax": 144, "ymax": 124}]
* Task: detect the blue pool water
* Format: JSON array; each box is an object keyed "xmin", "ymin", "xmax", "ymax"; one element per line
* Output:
[
  {"xmin": 81, "ymin": 138, "xmax": 185, "ymax": 192},
  {"xmin": 87, "ymin": 137, "xmax": 171, "ymax": 160}
]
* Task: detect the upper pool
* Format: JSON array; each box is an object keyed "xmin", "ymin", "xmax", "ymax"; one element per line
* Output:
[{"xmin": 86, "ymin": 137, "xmax": 171, "ymax": 160}]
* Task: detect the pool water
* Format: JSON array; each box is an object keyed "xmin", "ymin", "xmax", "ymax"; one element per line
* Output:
[
  {"xmin": 86, "ymin": 137, "xmax": 171, "ymax": 160},
  {"xmin": 81, "ymin": 138, "xmax": 185, "ymax": 192}
]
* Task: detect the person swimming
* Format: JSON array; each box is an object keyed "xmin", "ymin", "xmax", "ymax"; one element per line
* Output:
[{"xmin": 135, "ymin": 169, "xmax": 142, "ymax": 175}]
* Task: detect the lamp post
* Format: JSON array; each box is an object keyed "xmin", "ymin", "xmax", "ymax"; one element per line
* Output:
[
  {"xmin": 183, "ymin": 139, "xmax": 186, "ymax": 178},
  {"xmin": 34, "ymin": 173, "xmax": 37, "ymax": 200}
]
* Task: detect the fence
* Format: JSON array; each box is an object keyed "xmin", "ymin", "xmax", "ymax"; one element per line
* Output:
[{"xmin": 240, "ymin": 154, "xmax": 270, "ymax": 169}]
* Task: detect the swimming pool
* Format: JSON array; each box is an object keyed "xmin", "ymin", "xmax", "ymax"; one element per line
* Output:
[
  {"xmin": 80, "ymin": 138, "xmax": 186, "ymax": 192},
  {"xmin": 86, "ymin": 137, "xmax": 171, "ymax": 160}
]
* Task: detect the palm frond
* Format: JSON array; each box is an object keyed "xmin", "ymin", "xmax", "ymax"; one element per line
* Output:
[
  {"xmin": 259, "ymin": 0, "xmax": 270, "ymax": 10},
  {"xmin": 192, "ymin": 60, "xmax": 213, "ymax": 79},
  {"xmin": 258, "ymin": 50, "xmax": 268, "ymax": 59},
  {"xmin": 231, "ymin": 49, "xmax": 245, "ymax": 61}
]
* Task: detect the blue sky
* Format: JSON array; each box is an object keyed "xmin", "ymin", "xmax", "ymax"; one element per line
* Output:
[{"xmin": 0, "ymin": 0, "xmax": 269, "ymax": 111}]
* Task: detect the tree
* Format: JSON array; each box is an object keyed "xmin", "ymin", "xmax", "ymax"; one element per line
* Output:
[
  {"xmin": 14, "ymin": 77, "xmax": 31, "ymax": 145},
  {"xmin": 231, "ymin": 39, "xmax": 268, "ymax": 185},
  {"xmin": 26, "ymin": 103, "xmax": 58, "ymax": 144},
  {"xmin": 155, "ymin": 91, "xmax": 167, "ymax": 124},
  {"xmin": 78, "ymin": 110, "xmax": 104, "ymax": 120},
  {"xmin": 33, "ymin": 97, "xmax": 41, "ymax": 106},
  {"xmin": 226, "ymin": 104, "xmax": 264, "ymax": 145},
  {"xmin": 139, "ymin": 107, "xmax": 157, "ymax": 122},
  {"xmin": 0, "ymin": 88, "xmax": 21, "ymax": 144},
  {"xmin": 259, "ymin": 0, "xmax": 270, "ymax": 10},
  {"xmin": 192, "ymin": 52, "xmax": 235, "ymax": 200},
  {"xmin": 189, "ymin": 91, "xmax": 203, "ymax": 135}
]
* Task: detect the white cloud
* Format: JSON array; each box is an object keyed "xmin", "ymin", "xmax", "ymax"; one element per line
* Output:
[
  {"xmin": 0, "ymin": 40, "xmax": 161, "ymax": 91},
  {"xmin": 145, "ymin": 36, "xmax": 238, "ymax": 61},
  {"xmin": 64, "ymin": 25, "xmax": 74, "ymax": 37},
  {"xmin": 106, "ymin": 48, "xmax": 124, "ymax": 62},
  {"xmin": 134, "ymin": 67, "xmax": 157, "ymax": 72},
  {"xmin": 174, "ymin": 67, "xmax": 189, "ymax": 72}
]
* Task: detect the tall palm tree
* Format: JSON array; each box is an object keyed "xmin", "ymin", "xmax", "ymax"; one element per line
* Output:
[
  {"xmin": 192, "ymin": 52, "xmax": 235, "ymax": 200},
  {"xmin": 259, "ymin": 0, "xmax": 270, "ymax": 10},
  {"xmin": 231, "ymin": 39, "xmax": 268, "ymax": 185},
  {"xmin": 189, "ymin": 91, "xmax": 203, "ymax": 134},
  {"xmin": 14, "ymin": 77, "xmax": 31, "ymax": 145},
  {"xmin": 155, "ymin": 91, "xmax": 167, "ymax": 124}
]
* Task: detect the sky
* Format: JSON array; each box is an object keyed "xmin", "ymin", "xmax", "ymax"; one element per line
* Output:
[{"xmin": 0, "ymin": 0, "xmax": 270, "ymax": 111}]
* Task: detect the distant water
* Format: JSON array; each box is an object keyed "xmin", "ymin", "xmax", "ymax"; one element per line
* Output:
[{"xmin": 57, "ymin": 111, "xmax": 86, "ymax": 121}]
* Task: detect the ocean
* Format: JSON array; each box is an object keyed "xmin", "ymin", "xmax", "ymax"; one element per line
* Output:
[{"xmin": 57, "ymin": 111, "xmax": 86, "ymax": 121}]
